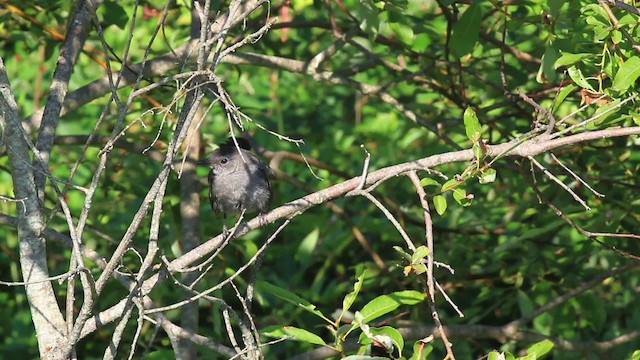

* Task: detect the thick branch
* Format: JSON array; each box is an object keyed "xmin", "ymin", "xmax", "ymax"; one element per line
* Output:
[
  {"xmin": 170, "ymin": 126, "xmax": 640, "ymax": 272},
  {"xmin": 0, "ymin": 57, "xmax": 67, "ymax": 359},
  {"xmin": 33, "ymin": 1, "xmax": 95, "ymax": 199}
]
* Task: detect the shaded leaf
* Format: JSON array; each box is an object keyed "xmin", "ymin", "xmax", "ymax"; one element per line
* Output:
[
  {"xmin": 450, "ymin": 3, "xmax": 482, "ymax": 58},
  {"xmin": 343, "ymin": 269, "xmax": 367, "ymax": 315},
  {"xmin": 256, "ymin": 281, "xmax": 330, "ymax": 322}
]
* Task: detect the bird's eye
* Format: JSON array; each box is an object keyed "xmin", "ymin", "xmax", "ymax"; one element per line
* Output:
[{"xmin": 220, "ymin": 157, "xmax": 228, "ymax": 165}]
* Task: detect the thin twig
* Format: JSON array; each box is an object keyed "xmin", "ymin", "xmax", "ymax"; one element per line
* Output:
[
  {"xmin": 549, "ymin": 153, "xmax": 605, "ymax": 198},
  {"xmin": 357, "ymin": 144, "xmax": 371, "ymax": 190},
  {"xmin": 350, "ymin": 190, "xmax": 416, "ymax": 252},
  {"xmin": 518, "ymin": 89, "xmax": 556, "ymax": 135},
  {"xmin": 529, "ymin": 156, "xmax": 591, "ymax": 210}
]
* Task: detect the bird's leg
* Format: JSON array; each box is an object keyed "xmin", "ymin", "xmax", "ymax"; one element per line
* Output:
[
  {"xmin": 223, "ymin": 210, "xmax": 246, "ymax": 239},
  {"xmin": 221, "ymin": 213, "xmax": 230, "ymax": 238},
  {"xmin": 257, "ymin": 212, "xmax": 267, "ymax": 227}
]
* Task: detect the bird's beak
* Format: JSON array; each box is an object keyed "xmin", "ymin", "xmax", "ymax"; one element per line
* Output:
[{"xmin": 196, "ymin": 159, "xmax": 209, "ymax": 166}]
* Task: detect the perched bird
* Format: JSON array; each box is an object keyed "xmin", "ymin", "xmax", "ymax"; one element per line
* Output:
[{"xmin": 198, "ymin": 137, "xmax": 272, "ymax": 230}]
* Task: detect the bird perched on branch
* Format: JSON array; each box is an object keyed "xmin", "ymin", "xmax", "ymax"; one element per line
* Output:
[{"xmin": 197, "ymin": 137, "xmax": 272, "ymax": 232}]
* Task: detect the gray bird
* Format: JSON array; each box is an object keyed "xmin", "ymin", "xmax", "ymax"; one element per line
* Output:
[{"xmin": 198, "ymin": 137, "xmax": 272, "ymax": 227}]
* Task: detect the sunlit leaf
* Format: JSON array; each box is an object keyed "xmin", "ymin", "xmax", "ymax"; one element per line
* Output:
[
  {"xmin": 567, "ymin": 66, "xmax": 596, "ymax": 92},
  {"xmin": 526, "ymin": 339, "xmax": 554, "ymax": 357},
  {"xmin": 433, "ymin": 195, "xmax": 447, "ymax": 215},
  {"xmin": 463, "ymin": 107, "xmax": 482, "ymax": 142},
  {"xmin": 358, "ymin": 291, "xmax": 425, "ymax": 324},
  {"xmin": 419, "ymin": 177, "xmax": 440, "ymax": 187},
  {"xmin": 478, "ymin": 168, "xmax": 497, "ymax": 184},
  {"xmin": 612, "ymin": 56, "xmax": 640, "ymax": 92},
  {"xmin": 261, "ymin": 325, "xmax": 326, "ymax": 345}
]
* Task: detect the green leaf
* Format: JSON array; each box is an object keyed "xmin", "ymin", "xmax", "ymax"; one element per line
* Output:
[
  {"xmin": 452, "ymin": 188, "xmax": 471, "ymax": 206},
  {"xmin": 551, "ymin": 84, "xmax": 576, "ymax": 114},
  {"xmin": 547, "ymin": 0, "xmax": 565, "ymax": 15},
  {"xmin": 554, "ymin": 53, "xmax": 593, "ymax": 69},
  {"xmin": 291, "ymin": 0, "xmax": 314, "ymax": 11},
  {"xmin": 358, "ymin": 290, "xmax": 425, "ymax": 324},
  {"xmin": 517, "ymin": 290, "xmax": 534, "ymax": 316},
  {"xmin": 419, "ymin": 177, "xmax": 440, "ymax": 187},
  {"xmin": 612, "ymin": 56, "xmax": 640, "ymax": 92},
  {"xmin": 411, "ymin": 33, "xmax": 431, "ymax": 52},
  {"xmin": 356, "ymin": 1, "xmax": 381, "ymax": 36},
  {"xmin": 518, "ymin": 354, "xmax": 537, "ymax": 360},
  {"xmin": 409, "ymin": 341, "xmax": 433, "ymax": 360},
  {"xmin": 611, "ymin": 30, "xmax": 623, "ymax": 44},
  {"xmin": 526, "ymin": 339, "xmax": 554, "ymax": 357},
  {"xmin": 393, "ymin": 246, "xmax": 412, "ymax": 261},
  {"xmin": 441, "ymin": 178, "xmax": 459, "ymax": 192},
  {"xmin": 256, "ymin": 281, "xmax": 330, "ymax": 322},
  {"xmin": 537, "ymin": 45, "xmax": 559, "ymax": 83},
  {"xmin": 585, "ymin": 15, "xmax": 609, "ymax": 28},
  {"xmin": 584, "ymin": 4, "xmax": 611, "ymax": 26},
  {"xmin": 433, "ymin": 195, "xmax": 447, "ymax": 215},
  {"xmin": 261, "ymin": 325, "xmax": 326, "ymax": 345},
  {"xmin": 102, "ymin": 1, "xmax": 129, "ymax": 29},
  {"xmin": 478, "ymin": 168, "xmax": 497, "ymax": 184},
  {"xmin": 450, "ymin": 3, "xmax": 483, "ymax": 58},
  {"xmin": 342, "ymin": 269, "xmax": 367, "ymax": 315},
  {"xmin": 617, "ymin": 14, "xmax": 638, "ymax": 27},
  {"xmin": 567, "ymin": 66, "xmax": 596, "ymax": 92},
  {"xmin": 411, "ymin": 246, "xmax": 429, "ymax": 263},
  {"xmin": 359, "ymin": 326, "xmax": 404, "ymax": 355},
  {"xmin": 295, "ymin": 228, "xmax": 319, "ymax": 266},
  {"xmin": 473, "ymin": 143, "xmax": 483, "ymax": 161},
  {"xmin": 519, "ymin": 220, "xmax": 563, "ymax": 241},
  {"xmin": 390, "ymin": 22, "xmax": 415, "ymax": 45},
  {"xmin": 593, "ymin": 98, "xmax": 622, "ymax": 125},
  {"xmin": 578, "ymin": 293, "xmax": 606, "ymax": 332},
  {"xmin": 145, "ymin": 350, "xmax": 177, "ymax": 360},
  {"xmin": 488, "ymin": 351, "xmax": 516, "ymax": 360},
  {"xmin": 463, "ymin": 107, "xmax": 482, "ymax": 142}
]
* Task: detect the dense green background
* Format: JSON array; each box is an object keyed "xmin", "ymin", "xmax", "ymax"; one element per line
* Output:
[{"xmin": 1, "ymin": 0, "xmax": 639, "ymax": 359}]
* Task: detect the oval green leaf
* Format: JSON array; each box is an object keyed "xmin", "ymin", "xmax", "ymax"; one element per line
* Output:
[
  {"xmin": 433, "ymin": 195, "xmax": 447, "ymax": 215},
  {"xmin": 256, "ymin": 281, "xmax": 330, "ymax": 322},
  {"xmin": 527, "ymin": 339, "xmax": 554, "ymax": 357},
  {"xmin": 281, "ymin": 326, "xmax": 327, "ymax": 345},
  {"xmin": 450, "ymin": 3, "xmax": 482, "ymax": 58},
  {"xmin": 567, "ymin": 66, "xmax": 596, "ymax": 92},
  {"xmin": 359, "ymin": 290, "xmax": 425, "ymax": 324},
  {"xmin": 419, "ymin": 177, "xmax": 441, "ymax": 187},
  {"xmin": 478, "ymin": 168, "xmax": 497, "ymax": 184},
  {"xmin": 463, "ymin": 107, "xmax": 482, "ymax": 142},
  {"xmin": 612, "ymin": 56, "xmax": 640, "ymax": 92}
]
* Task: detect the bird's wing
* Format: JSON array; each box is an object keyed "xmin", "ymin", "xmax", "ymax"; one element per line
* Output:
[
  {"xmin": 208, "ymin": 171, "xmax": 218, "ymax": 212},
  {"xmin": 257, "ymin": 159, "xmax": 273, "ymax": 203}
]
